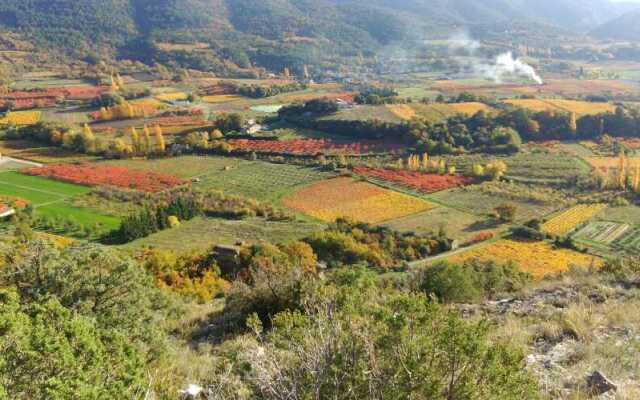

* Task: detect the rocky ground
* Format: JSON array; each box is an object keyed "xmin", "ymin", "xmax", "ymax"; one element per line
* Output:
[{"xmin": 460, "ymin": 270, "xmax": 640, "ymax": 399}]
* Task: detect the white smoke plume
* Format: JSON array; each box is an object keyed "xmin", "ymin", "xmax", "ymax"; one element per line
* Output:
[{"xmin": 478, "ymin": 52, "xmax": 543, "ymax": 85}]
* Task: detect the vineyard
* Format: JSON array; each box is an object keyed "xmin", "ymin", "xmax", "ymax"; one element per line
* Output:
[
  {"xmin": 613, "ymin": 226, "xmax": 640, "ymax": 255},
  {"xmin": 542, "ymin": 204, "xmax": 607, "ymax": 236},
  {"xmin": 449, "ymin": 239, "xmax": 602, "ymax": 279},
  {"xmin": 386, "ymin": 102, "xmax": 491, "ymax": 122},
  {"xmin": 353, "ymin": 167, "xmax": 475, "ymax": 193},
  {"xmin": 24, "ymin": 164, "xmax": 186, "ymax": 192},
  {"xmin": 227, "ymin": 138, "xmax": 403, "ymax": 155},
  {"xmin": 156, "ymin": 91, "xmax": 189, "ymax": 101},
  {"xmin": 504, "ymin": 99, "xmax": 615, "ymax": 115},
  {"xmin": 283, "ymin": 177, "xmax": 437, "ymax": 223},
  {"xmin": 573, "ymin": 221, "xmax": 630, "ymax": 245}
]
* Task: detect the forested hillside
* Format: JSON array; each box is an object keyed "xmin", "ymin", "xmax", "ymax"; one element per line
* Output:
[
  {"xmin": 0, "ymin": 0, "xmax": 636, "ymax": 73},
  {"xmin": 592, "ymin": 10, "xmax": 640, "ymax": 41}
]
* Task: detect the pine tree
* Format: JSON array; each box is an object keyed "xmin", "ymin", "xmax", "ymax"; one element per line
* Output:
[{"xmin": 155, "ymin": 125, "xmax": 166, "ymax": 154}]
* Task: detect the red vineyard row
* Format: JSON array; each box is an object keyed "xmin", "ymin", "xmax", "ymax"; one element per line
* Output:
[
  {"xmin": 25, "ymin": 164, "xmax": 185, "ymax": 193},
  {"xmin": 353, "ymin": 167, "xmax": 476, "ymax": 193}
]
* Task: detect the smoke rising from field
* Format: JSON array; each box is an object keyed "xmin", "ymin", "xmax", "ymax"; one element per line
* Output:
[
  {"xmin": 443, "ymin": 31, "xmax": 543, "ymax": 84},
  {"xmin": 478, "ymin": 52, "xmax": 543, "ymax": 84}
]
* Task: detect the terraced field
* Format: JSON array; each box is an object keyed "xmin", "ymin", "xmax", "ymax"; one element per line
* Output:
[
  {"xmin": 613, "ymin": 227, "xmax": 640, "ymax": 255},
  {"xmin": 574, "ymin": 221, "xmax": 630, "ymax": 245},
  {"xmin": 542, "ymin": 204, "xmax": 607, "ymax": 236}
]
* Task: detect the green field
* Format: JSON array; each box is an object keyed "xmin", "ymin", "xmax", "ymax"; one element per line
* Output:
[
  {"xmin": 0, "ymin": 171, "xmax": 120, "ymax": 236},
  {"xmin": 103, "ymin": 156, "xmax": 333, "ymax": 204},
  {"xmin": 320, "ymin": 105, "xmax": 403, "ymax": 123},
  {"xmin": 121, "ymin": 216, "xmax": 325, "ymax": 251},
  {"xmin": 428, "ymin": 187, "xmax": 560, "ymax": 222},
  {"xmin": 102, "ymin": 156, "xmax": 243, "ymax": 179},
  {"xmin": 382, "ymin": 206, "xmax": 500, "ymax": 242},
  {"xmin": 597, "ymin": 206, "xmax": 640, "ymax": 225},
  {"xmin": 444, "ymin": 150, "xmax": 591, "ymax": 184},
  {"xmin": 613, "ymin": 226, "xmax": 640, "ymax": 255}
]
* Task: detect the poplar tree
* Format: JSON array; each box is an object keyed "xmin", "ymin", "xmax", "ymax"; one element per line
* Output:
[{"xmin": 155, "ymin": 125, "xmax": 166, "ymax": 154}]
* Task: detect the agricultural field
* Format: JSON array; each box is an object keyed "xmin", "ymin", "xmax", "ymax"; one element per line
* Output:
[
  {"xmin": 448, "ymin": 239, "xmax": 602, "ymax": 279},
  {"xmin": 383, "ymin": 206, "xmax": 499, "ymax": 243},
  {"xmin": 155, "ymin": 91, "xmax": 188, "ymax": 101},
  {"xmin": 584, "ymin": 156, "xmax": 640, "ymax": 171},
  {"xmin": 192, "ymin": 159, "xmax": 333, "ymax": 204},
  {"xmin": 121, "ymin": 216, "xmax": 324, "ymax": 252},
  {"xmin": 282, "ymin": 177, "xmax": 437, "ymax": 223},
  {"xmin": 386, "ymin": 102, "xmax": 491, "ymax": 122},
  {"xmin": 353, "ymin": 167, "xmax": 475, "ymax": 194},
  {"xmin": 102, "ymin": 156, "xmax": 242, "ymax": 179},
  {"xmin": 443, "ymin": 150, "xmax": 591, "ymax": 184},
  {"xmin": 0, "ymin": 111, "xmax": 42, "ymax": 125},
  {"xmin": 0, "ymin": 140, "xmax": 98, "ymax": 164},
  {"xmin": 573, "ymin": 221, "xmax": 630, "ymax": 248},
  {"xmin": 542, "ymin": 204, "xmax": 607, "ymax": 236},
  {"xmin": 596, "ymin": 205, "xmax": 640, "ymax": 225},
  {"xmin": 0, "ymin": 171, "xmax": 120, "ymax": 237},
  {"xmin": 25, "ymin": 164, "xmax": 186, "ymax": 192},
  {"xmin": 504, "ymin": 99, "xmax": 615, "ymax": 116},
  {"xmin": 612, "ymin": 226, "xmax": 640, "ymax": 255},
  {"xmin": 429, "ymin": 184, "xmax": 562, "ymax": 222},
  {"xmin": 227, "ymin": 138, "xmax": 402, "ymax": 155}
]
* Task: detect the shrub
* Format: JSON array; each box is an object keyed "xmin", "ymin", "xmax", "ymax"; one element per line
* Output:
[{"xmin": 414, "ymin": 260, "xmax": 531, "ymax": 303}]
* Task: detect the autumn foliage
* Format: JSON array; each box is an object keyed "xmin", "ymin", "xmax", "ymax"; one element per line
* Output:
[
  {"xmin": 353, "ymin": 167, "xmax": 475, "ymax": 193},
  {"xmin": 227, "ymin": 138, "xmax": 402, "ymax": 155},
  {"xmin": 24, "ymin": 164, "xmax": 185, "ymax": 192}
]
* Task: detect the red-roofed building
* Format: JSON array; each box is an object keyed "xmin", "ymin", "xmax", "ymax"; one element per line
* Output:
[{"xmin": 0, "ymin": 204, "xmax": 15, "ymax": 219}]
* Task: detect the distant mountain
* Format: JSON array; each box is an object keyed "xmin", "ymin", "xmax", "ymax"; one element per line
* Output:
[
  {"xmin": 0, "ymin": 0, "xmax": 635, "ymax": 72},
  {"xmin": 591, "ymin": 9, "xmax": 640, "ymax": 40}
]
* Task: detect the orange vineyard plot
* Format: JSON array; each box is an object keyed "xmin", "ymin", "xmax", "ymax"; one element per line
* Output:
[
  {"xmin": 448, "ymin": 102, "xmax": 490, "ymax": 115},
  {"xmin": 282, "ymin": 177, "xmax": 436, "ymax": 223},
  {"xmin": 584, "ymin": 157, "xmax": 640, "ymax": 171},
  {"xmin": 449, "ymin": 239, "xmax": 602, "ymax": 279},
  {"xmin": 541, "ymin": 204, "xmax": 607, "ymax": 236},
  {"xmin": 386, "ymin": 104, "xmax": 416, "ymax": 120}
]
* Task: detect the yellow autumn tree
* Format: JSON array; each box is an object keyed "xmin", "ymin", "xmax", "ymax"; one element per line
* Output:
[
  {"xmin": 130, "ymin": 127, "xmax": 141, "ymax": 155},
  {"xmin": 81, "ymin": 124, "xmax": 96, "ymax": 153},
  {"xmin": 142, "ymin": 124, "xmax": 152, "ymax": 156},
  {"xmin": 421, "ymin": 153, "xmax": 429, "ymax": 170},
  {"xmin": 155, "ymin": 125, "xmax": 166, "ymax": 154},
  {"xmin": 569, "ymin": 112, "xmax": 577, "ymax": 135},
  {"xmin": 617, "ymin": 153, "xmax": 627, "ymax": 190},
  {"xmin": 472, "ymin": 164, "xmax": 485, "ymax": 177}
]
